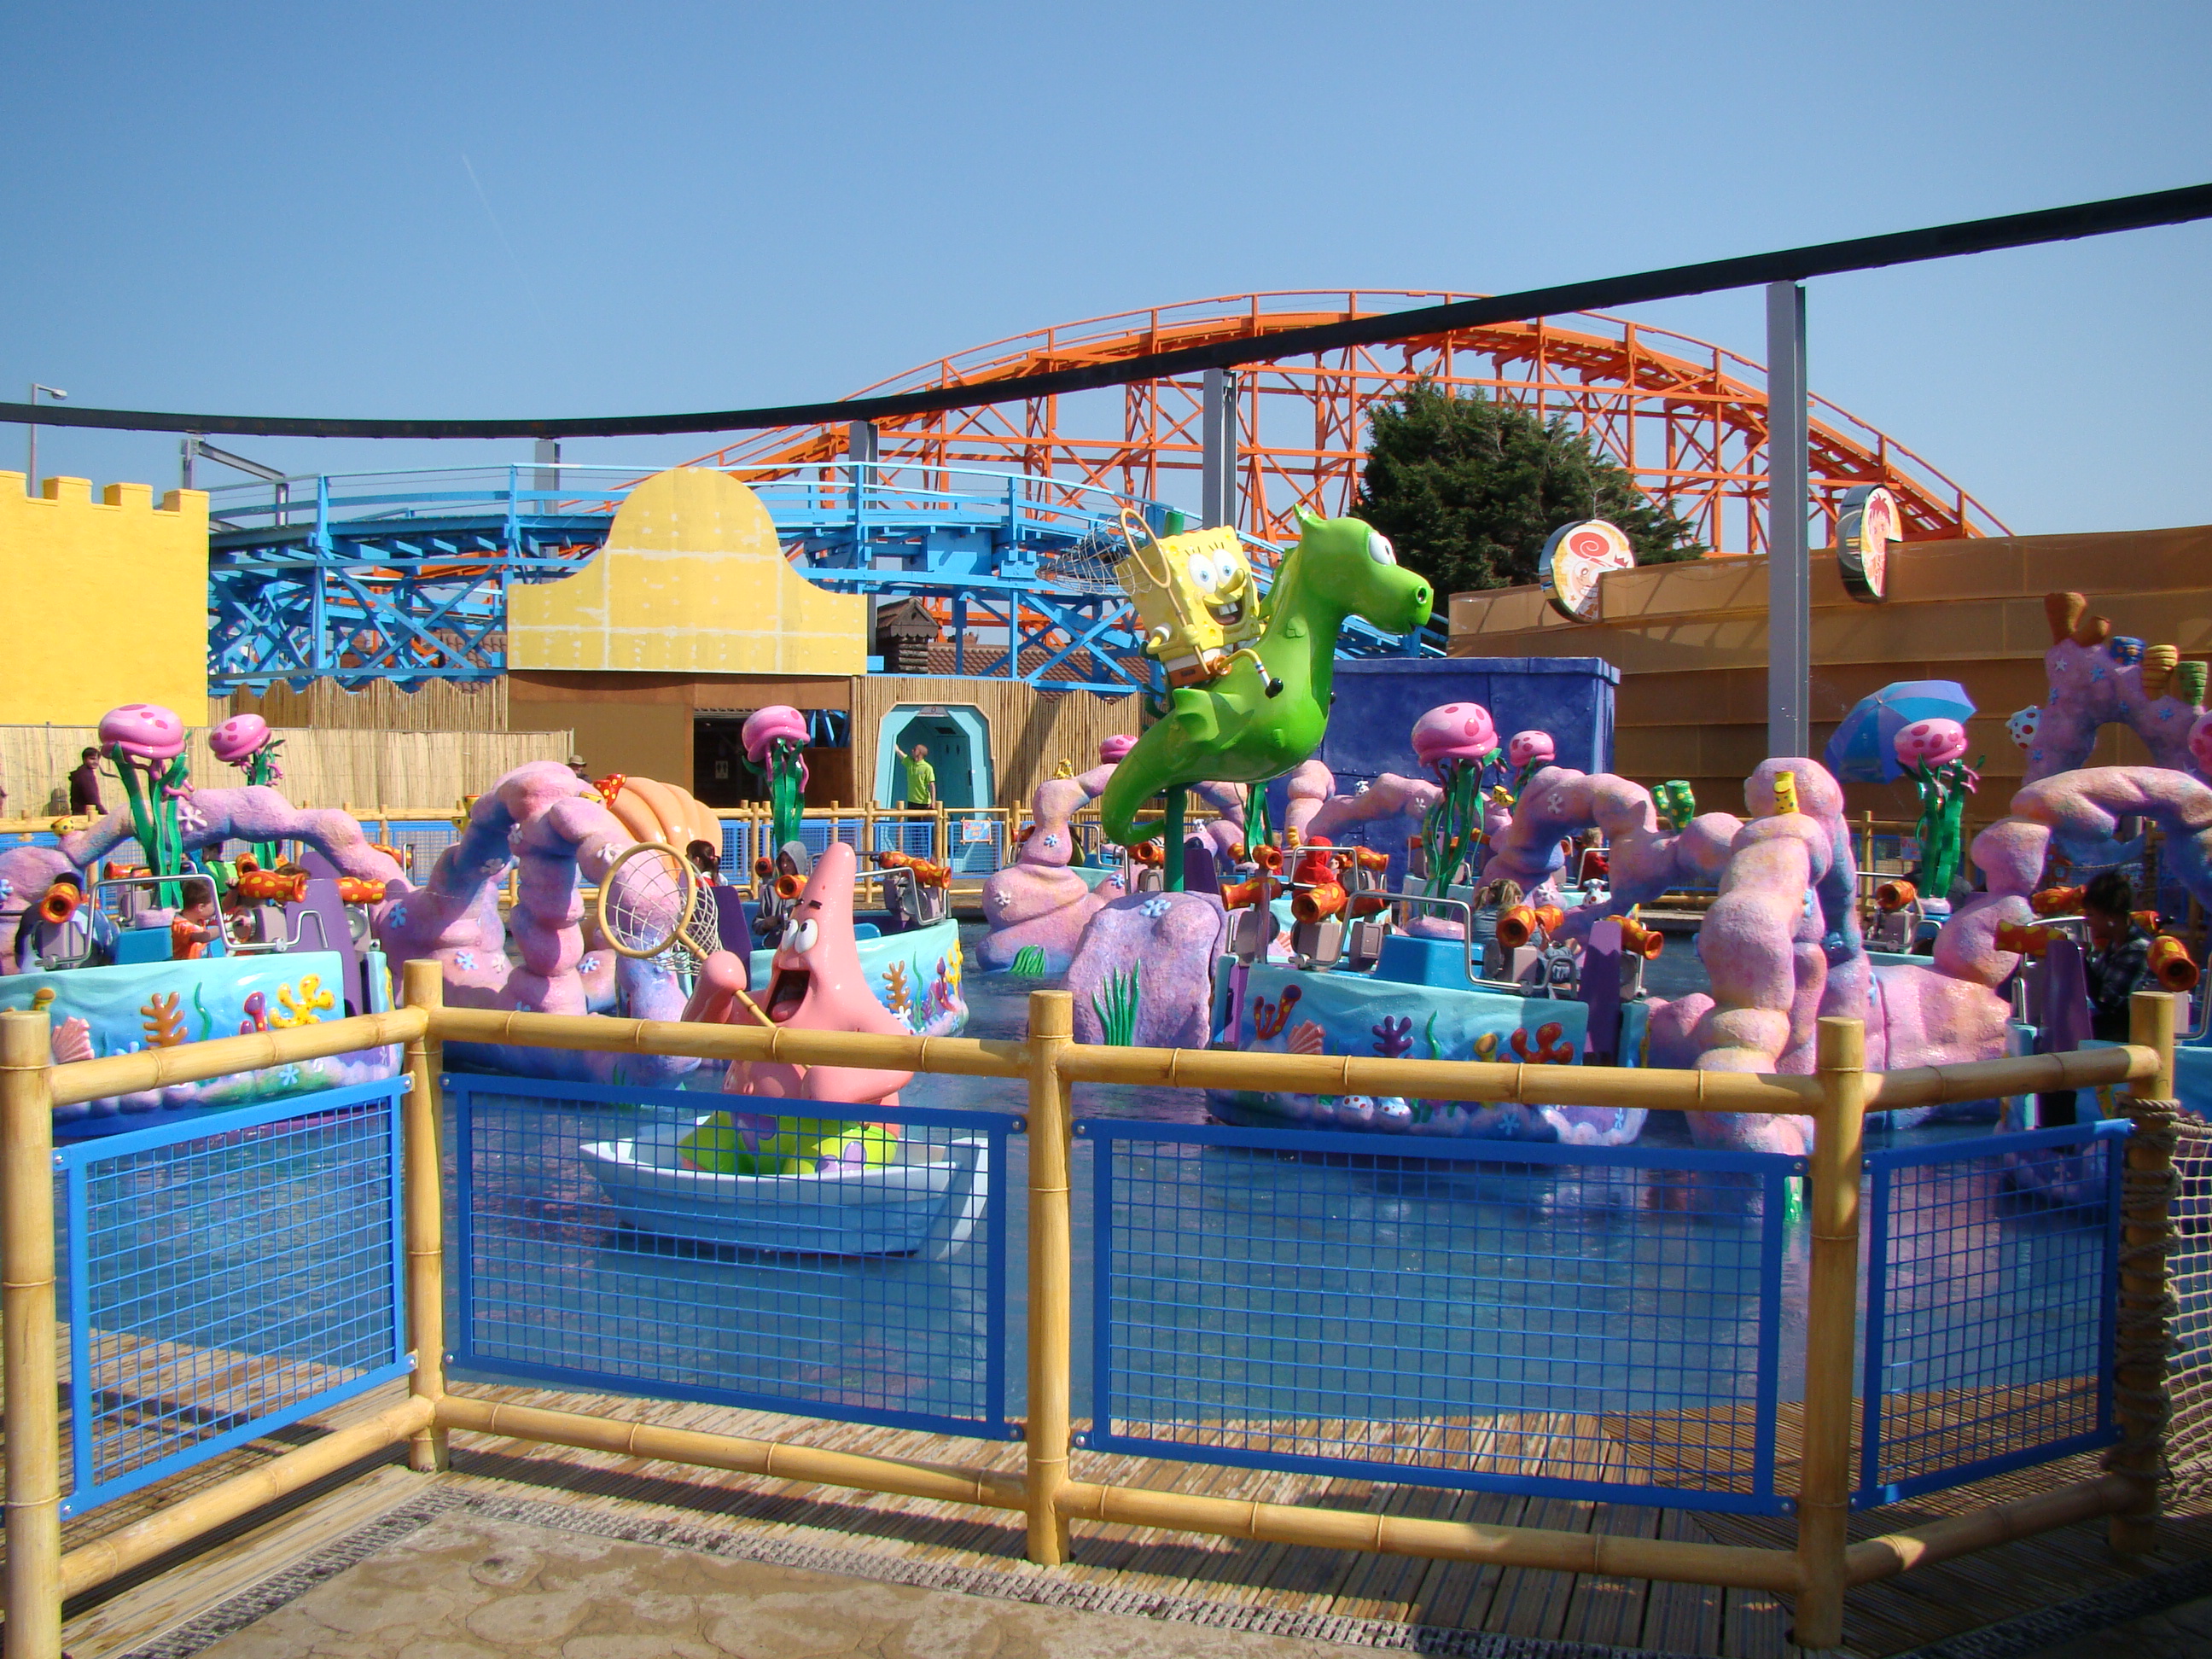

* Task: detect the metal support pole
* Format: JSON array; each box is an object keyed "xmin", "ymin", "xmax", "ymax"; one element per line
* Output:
[
  {"xmin": 1796, "ymin": 1015, "xmax": 1866, "ymax": 1650},
  {"xmin": 2, "ymin": 1008, "xmax": 62, "ymax": 1659},
  {"xmin": 1200, "ymin": 369, "xmax": 1239, "ymax": 531},
  {"xmin": 1024, "ymin": 990, "xmax": 1075, "ymax": 1563},
  {"xmin": 401, "ymin": 960, "xmax": 450, "ymax": 1471},
  {"xmin": 2110, "ymin": 988, "xmax": 2180, "ymax": 1551},
  {"xmin": 533, "ymin": 437, "xmax": 560, "ymax": 508},
  {"xmin": 1766, "ymin": 282, "xmax": 1809, "ymax": 759}
]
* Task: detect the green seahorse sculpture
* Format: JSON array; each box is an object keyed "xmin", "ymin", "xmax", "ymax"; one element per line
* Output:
[{"xmin": 1100, "ymin": 510, "xmax": 1433, "ymax": 845}]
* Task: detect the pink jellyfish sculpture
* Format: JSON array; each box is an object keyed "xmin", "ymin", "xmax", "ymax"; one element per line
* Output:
[
  {"xmin": 1505, "ymin": 729, "xmax": 1556, "ymax": 799},
  {"xmin": 96, "ymin": 703, "xmax": 191, "ymax": 888},
  {"xmin": 1410, "ymin": 702, "xmax": 1502, "ymax": 897},
  {"xmin": 1894, "ymin": 717, "xmax": 1979, "ymax": 903},
  {"xmin": 741, "ymin": 705, "xmax": 810, "ymax": 847}
]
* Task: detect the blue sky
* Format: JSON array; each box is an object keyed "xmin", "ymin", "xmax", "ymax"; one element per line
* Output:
[{"xmin": 4, "ymin": 0, "xmax": 2207, "ymax": 534}]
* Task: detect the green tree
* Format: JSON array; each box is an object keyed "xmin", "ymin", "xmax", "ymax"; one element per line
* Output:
[{"xmin": 1354, "ymin": 381, "xmax": 1703, "ymax": 597}]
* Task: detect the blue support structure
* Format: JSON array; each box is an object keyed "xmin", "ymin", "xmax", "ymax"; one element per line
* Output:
[{"xmin": 205, "ymin": 463, "xmax": 1441, "ymax": 694}]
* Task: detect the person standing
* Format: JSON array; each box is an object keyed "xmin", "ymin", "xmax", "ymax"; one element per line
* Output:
[
  {"xmin": 902, "ymin": 743, "xmax": 936, "ymax": 808},
  {"xmin": 2082, "ymin": 870, "xmax": 2154, "ymax": 1042},
  {"xmin": 567, "ymin": 754, "xmax": 591, "ymax": 782},
  {"xmin": 67, "ymin": 747, "xmax": 103, "ymax": 817}
]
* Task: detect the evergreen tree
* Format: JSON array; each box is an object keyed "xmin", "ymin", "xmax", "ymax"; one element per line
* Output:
[{"xmin": 1354, "ymin": 381, "xmax": 1703, "ymax": 597}]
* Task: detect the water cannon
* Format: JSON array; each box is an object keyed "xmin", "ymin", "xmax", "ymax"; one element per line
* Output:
[
  {"xmin": 1495, "ymin": 903, "xmax": 1564, "ymax": 951},
  {"xmin": 1875, "ymin": 879, "xmax": 1918, "ymax": 913},
  {"xmin": 754, "ymin": 856, "xmax": 777, "ymax": 882},
  {"xmin": 1290, "ymin": 882, "xmax": 1348, "ymax": 924},
  {"xmin": 335, "ymin": 877, "xmax": 387, "ymax": 907},
  {"xmin": 2030, "ymin": 886, "xmax": 2084, "ymax": 916},
  {"xmin": 1616, "ymin": 917, "xmax": 1666, "ymax": 960},
  {"xmin": 37, "ymin": 884, "xmax": 81, "ymax": 925},
  {"xmin": 1252, "ymin": 844, "xmax": 1284, "ymax": 874},
  {"xmin": 1994, "ymin": 922, "xmax": 2056, "ymax": 959},
  {"xmin": 1220, "ymin": 876, "xmax": 1272, "ymax": 911},
  {"xmin": 2148, "ymin": 934, "xmax": 2200, "ymax": 992}
]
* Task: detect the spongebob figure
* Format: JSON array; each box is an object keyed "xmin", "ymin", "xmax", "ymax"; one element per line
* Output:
[{"xmin": 1114, "ymin": 512, "xmax": 1267, "ymax": 690}]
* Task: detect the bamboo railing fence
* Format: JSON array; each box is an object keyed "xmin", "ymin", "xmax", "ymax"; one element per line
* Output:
[{"xmin": 0, "ymin": 975, "xmax": 2183, "ymax": 1656}]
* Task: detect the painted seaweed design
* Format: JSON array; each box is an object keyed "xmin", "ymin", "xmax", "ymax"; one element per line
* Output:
[
  {"xmin": 1091, "ymin": 967, "xmax": 1141, "ymax": 1046},
  {"xmin": 1371, "ymin": 1016, "xmax": 1414, "ymax": 1058},
  {"xmin": 141, "ymin": 992, "xmax": 189, "ymax": 1048}
]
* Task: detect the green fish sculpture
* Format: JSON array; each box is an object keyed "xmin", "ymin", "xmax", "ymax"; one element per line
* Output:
[{"xmin": 1101, "ymin": 509, "xmax": 1433, "ymax": 845}]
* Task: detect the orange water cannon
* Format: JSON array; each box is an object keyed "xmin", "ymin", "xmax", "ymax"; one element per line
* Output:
[
  {"xmin": 1349, "ymin": 847, "xmax": 1390, "ymax": 874},
  {"xmin": 1220, "ymin": 876, "xmax": 1272, "ymax": 911},
  {"xmin": 1291, "ymin": 882, "xmax": 1349, "ymax": 924},
  {"xmin": 1252, "ymin": 844, "xmax": 1284, "ymax": 874},
  {"xmin": 1350, "ymin": 892, "xmax": 1392, "ymax": 920},
  {"xmin": 235, "ymin": 866, "xmax": 310, "ymax": 905},
  {"xmin": 335, "ymin": 877, "xmax": 387, "ymax": 906},
  {"xmin": 2030, "ymin": 886, "xmax": 2084, "ymax": 917},
  {"xmin": 1875, "ymin": 880, "xmax": 1919, "ymax": 913},
  {"xmin": 36, "ymin": 884, "xmax": 81, "ymax": 925},
  {"xmin": 1994, "ymin": 922, "xmax": 2056, "ymax": 958},
  {"xmin": 753, "ymin": 856, "xmax": 777, "ymax": 882},
  {"xmin": 774, "ymin": 872, "xmax": 805, "ymax": 900},
  {"xmin": 1616, "ymin": 917, "xmax": 1666, "ymax": 960},
  {"xmin": 2149, "ymin": 934, "xmax": 2200, "ymax": 992}
]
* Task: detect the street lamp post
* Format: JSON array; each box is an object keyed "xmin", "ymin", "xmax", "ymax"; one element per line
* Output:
[{"xmin": 25, "ymin": 384, "xmax": 67, "ymax": 495}]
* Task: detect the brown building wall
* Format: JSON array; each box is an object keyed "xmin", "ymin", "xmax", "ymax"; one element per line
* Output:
[
  {"xmin": 507, "ymin": 668, "xmax": 1144, "ymax": 815},
  {"xmin": 1448, "ymin": 524, "xmax": 2212, "ymax": 821}
]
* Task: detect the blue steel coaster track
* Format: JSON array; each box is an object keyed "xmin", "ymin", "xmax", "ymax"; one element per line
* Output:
[{"xmin": 205, "ymin": 463, "xmax": 1441, "ymax": 696}]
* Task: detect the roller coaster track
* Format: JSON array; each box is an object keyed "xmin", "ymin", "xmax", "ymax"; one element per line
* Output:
[
  {"xmin": 203, "ymin": 462, "xmax": 1435, "ymax": 695},
  {"xmin": 684, "ymin": 291, "xmax": 2011, "ymax": 556}
]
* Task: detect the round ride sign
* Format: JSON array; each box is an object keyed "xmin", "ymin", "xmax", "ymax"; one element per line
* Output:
[
  {"xmin": 1836, "ymin": 484, "xmax": 1898, "ymax": 602},
  {"xmin": 1540, "ymin": 520, "xmax": 1635, "ymax": 622}
]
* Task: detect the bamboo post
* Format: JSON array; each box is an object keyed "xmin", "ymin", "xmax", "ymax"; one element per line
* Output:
[
  {"xmin": 2, "ymin": 1008, "xmax": 62, "ymax": 1659},
  {"xmin": 2109, "ymin": 987, "xmax": 2180, "ymax": 1551},
  {"xmin": 401, "ymin": 959, "xmax": 449, "ymax": 1472},
  {"xmin": 1025, "ymin": 989, "xmax": 1075, "ymax": 1563},
  {"xmin": 1795, "ymin": 1016, "xmax": 1867, "ymax": 1650}
]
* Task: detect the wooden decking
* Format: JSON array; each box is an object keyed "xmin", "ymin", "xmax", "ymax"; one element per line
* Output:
[{"xmin": 30, "ymin": 1375, "xmax": 2212, "ymax": 1659}]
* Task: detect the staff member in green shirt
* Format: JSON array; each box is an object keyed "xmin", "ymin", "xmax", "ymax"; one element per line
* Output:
[{"xmin": 903, "ymin": 743, "xmax": 936, "ymax": 806}]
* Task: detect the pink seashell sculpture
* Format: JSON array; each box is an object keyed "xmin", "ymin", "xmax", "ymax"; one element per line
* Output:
[
  {"xmin": 1507, "ymin": 730, "xmax": 1556, "ymax": 769},
  {"xmin": 740, "ymin": 705, "xmax": 808, "ymax": 764},
  {"xmin": 1893, "ymin": 718, "xmax": 1969, "ymax": 769},
  {"xmin": 207, "ymin": 713, "xmax": 273, "ymax": 763},
  {"xmin": 97, "ymin": 702, "xmax": 186, "ymax": 761},
  {"xmin": 1410, "ymin": 702, "xmax": 1499, "ymax": 772}
]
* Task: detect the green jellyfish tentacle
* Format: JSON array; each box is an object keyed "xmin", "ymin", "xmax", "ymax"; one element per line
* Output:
[{"xmin": 1164, "ymin": 787, "xmax": 1186, "ymax": 893}]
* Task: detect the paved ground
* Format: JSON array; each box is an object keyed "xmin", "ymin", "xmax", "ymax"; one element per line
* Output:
[{"xmin": 192, "ymin": 1511, "xmax": 1358, "ymax": 1659}]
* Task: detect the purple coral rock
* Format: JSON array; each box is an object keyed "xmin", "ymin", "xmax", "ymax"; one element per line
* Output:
[{"xmin": 1069, "ymin": 891, "xmax": 1225, "ymax": 1049}]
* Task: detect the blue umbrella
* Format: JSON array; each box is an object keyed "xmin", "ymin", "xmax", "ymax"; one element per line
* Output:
[{"xmin": 1823, "ymin": 680, "xmax": 1977, "ymax": 783}]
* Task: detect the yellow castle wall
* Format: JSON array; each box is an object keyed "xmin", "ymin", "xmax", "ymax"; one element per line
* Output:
[
  {"xmin": 507, "ymin": 467, "xmax": 867, "ymax": 676},
  {"xmin": 0, "ymin": 474, "xmax": 209, "ymax": 727}
]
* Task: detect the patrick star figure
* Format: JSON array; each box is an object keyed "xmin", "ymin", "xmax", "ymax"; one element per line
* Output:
[{"xmin": 688, "ymin": 841, "xmax": 916, "ymax": 1109}]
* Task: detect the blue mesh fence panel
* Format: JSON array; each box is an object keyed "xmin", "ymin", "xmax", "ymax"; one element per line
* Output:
[
  {"xmin": 1082, "ymin": 1119, "xmax": 1800, "ymax": 1513},
  {"xmin": 56, "ymin": 1079, "xmax": 410, "ymax": 1519},
  {"xmin": 870, "ymin": 818, "xmax": 939, "ymax": 860},
  {"xmin": 383, "ymin": 821, "xmax": 458, "ymax": 882},
  {"xmin": 947, "ymin": 813, "xmax": 1004, "ymax": 875},
  {"xmin": 1855, "ymin": 1121, "xmax": 2125, "ymax": 1505},
  {"xmin": 447, "ymin": 1076, "xmax": 1016, "ymax": 1437}
]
